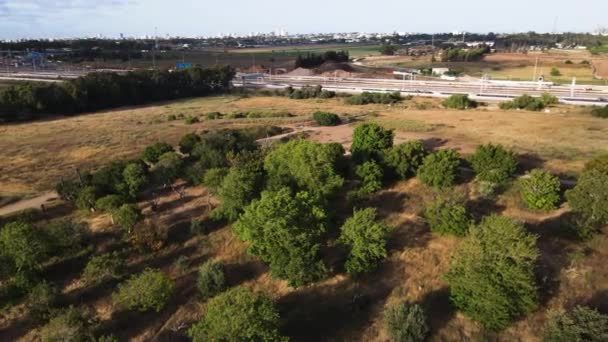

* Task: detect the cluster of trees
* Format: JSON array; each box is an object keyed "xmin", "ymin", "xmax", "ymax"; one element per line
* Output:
[
  {"xmin": 379, "ymin": 43, "xmax": 399, "ymax": 56},
  {"xmin": 284, "ymin": 85, "xmax": 336, "ymax": 99},
  {"xmin": 345, "ymin": 91, "xmax": 402, "ymax": 105},
  {"xmin": 442, "ymin": 94, "xmax": 478, "ymax": 110},
  {"xmin": 441, "ymin": 46, "xmax": 490, "ymax": 62},
  {"xmin": 294, "ymin": 50, "xmax": 349, "ymax": 68},
  {"xmin": 313, "ymin": 111, "xmax": 341, "ymax": 126},
  {"xmin": 499, "ymin": 93, "xmax": 558, "ymax": 111},
  {"xmin": 0, "ymin": 65, "xmax": 235, "ymax": 122}
]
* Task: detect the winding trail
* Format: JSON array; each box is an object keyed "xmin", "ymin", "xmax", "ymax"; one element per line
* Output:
[{"xmin": 0, "ymin": 191, "xmax": 58, "ymax": 217}]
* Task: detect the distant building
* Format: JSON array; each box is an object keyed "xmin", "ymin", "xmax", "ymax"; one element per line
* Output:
[{"xmin": 432, "ymin": 68, "xmax": 450, "ymax": 76}]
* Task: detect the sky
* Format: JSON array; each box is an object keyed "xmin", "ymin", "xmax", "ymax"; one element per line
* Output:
[{"xmin": 0, "ymin": 0, "xmax": 607, "ymax": 39}]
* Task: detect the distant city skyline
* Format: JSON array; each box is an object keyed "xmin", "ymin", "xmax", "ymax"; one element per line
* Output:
[{"xmin": 1, "ymin": 0, "xmax": 607, "ymax": 40}]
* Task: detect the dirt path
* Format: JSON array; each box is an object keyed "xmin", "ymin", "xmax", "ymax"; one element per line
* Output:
[{"xmin": 0, "ymin": 191, "xmax": 58, "ymax": 217}]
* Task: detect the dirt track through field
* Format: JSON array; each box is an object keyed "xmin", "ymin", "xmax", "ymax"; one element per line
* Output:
[{"xmin": 0, "ymin": 191, "xmax": 57, "ymax": 217}]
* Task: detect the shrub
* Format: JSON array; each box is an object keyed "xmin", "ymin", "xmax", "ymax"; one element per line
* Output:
[
  {"xmin": 188, "ymin": 287, "xmax": 286, "ymax": 341},
  {"xmin": 442, "ymin": 94, "xmax": 478, "ymax": 109},
  {"xmin": 550, "ymin": 67, "xmax": 562, "ymax": 76},
  {"xmin": 339, "ymin": 208, "xmax": 391, "ymax": 276},
  {"xmin": 383, "ymin": 140, "xmax": 427, "ymax": 180},
  {"xmin": 142, "ymin": 142, "xmax": 173, "ymax": 163},
  {"xmin": 345, "ymin": 91, "xmax": 402, "ymax": 105},
  {"xmin": 0, "ymin": 221, "xmax": 48, "ymax": 273},
  {"xmin": 519, "ymin": 169, "xmax": 561, "ymax": 211},
  {"xmin": 384, "ymin": 301, "xmax": 429, "ymax": 342},
  {"xmin": 179, "ymin": 133, "xmax": 201, "ymax": 154},
  {"xmin": 313, "ymin": 111, "xmax": 341, "ymax": 126},
  {"xmin": 543, "ymin": 306, "xmax": 608, "ymax": 341},
  {"xmin": 26, "ymin": 281, "xmax": 58, "ymax": 322},
  {"xmin": 95, "ymin": 195, "xmax": 125, "ymax": 212},
  {"xmin": 112, "ymin": 204, "xmax": 141, "ymax": 233},
  {"xmin": 234, "ymin": 188, "xmax": 327, "ymax": 287},
  {"xmin": 113, "ymin": 268, "xmax": 174, "ymax": 312},
  {"xmin": 167, "ymin": 114, "xmax": 177, "ymax": 121},
  {"xmin": 500, "ymin": 94, "xmax": 545, "ymax": 111},
  {"xmin": 424, "ymin": 194, "xmax": 471, "ymax": 236},
  {"xmin": 584, "ymin": 153, "xmax": 608, "ymax": 175},
  {"xmin": 564, "ymin": 60, "xmax": 573, "ymax": 64},
  {"xmin": 122, "ymin": 161, "xmax": 148, "ymax": 198},
  {"xmin": 76, "ymin": 186, "xmax": 97, "ymax": 211},
  {"xmin": 541, "ymin": 93, "xmax": 559, "ymax": 106},
  {"xmin": 56, "ymin": 179, "xmax": 81, "ymax": 202},
  {"xmin": 206, "ymin": 112, "xmax": 222, "ymax": 120},
  {"xmin": 190, "ymin": 218, "xmax": 207, "ymax": 235},
  {"xmin": 355, "ymin": 160, "xmax": 384, "ymax": 196},
  {"xmin": 153, "ymin": 152, "xmax": 183, "ymax": 185},
  {"xmin": 417, "ymin": 149, "xmax": 461, "ymax": 188},
  {"xmin": 565, "ymin": 170, "xmax": 608, "ymax": 236},
  {"xmin": 591, "ymin": 105, "xmax": 608, "ymax": 118},
  {"xmin": 44, "ymin": 219, "xmax": 88, "ymax": 255},
  {"xmin": 129, "ymin": 220, "xmax": 168, "ymax": 252},
  {"xmin": 202, "ymin": 168, "xmax": 228, "ymax": 194},
  {"xmin": 39, "ymin": 307, "xmax": 95, "ymax": 342},
  {"xmin": 469, "ymin": 144, "xmax": 518, "ymax": 184},
  {"xmin": 445, "ymin": 215, "xmax": 539, "ymax": 330},
  {"xmin": 82, "ymin": 251, "xmax": 125, "ymax": 285},
  {"xmin": 197, "ymin": 260, "xmax": 226, "ymax": 300},
  {"xmin": 351, "ymin": 123, "xmax": 394, "ymax": 163},
  {"xmin": 185, "ymin": 116, "xmax": 200, "ymax": 125}
]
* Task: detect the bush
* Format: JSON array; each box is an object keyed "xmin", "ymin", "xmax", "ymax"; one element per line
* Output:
[
  {"xmin": 153, "ymin": 152, "xmax": 183, "ymax": 185},
  {"xmin": 56, "ymin": 179, "xmax": 81, "ymax": 202},
  {"xmin": 167, "ymin": 114, "xmax": 177, "ymax": 121},
  {"xmin": 205, "ymin": 111, "xmax": 222, "ymax": 120},
  {"xmin": 417, "ymin": 149, "xmax": 461, "ymax": 188},
  {"xmin": 351, "ymin": 123, "xmax": 394, "ymax": 163},
  {"xmin": 541, "ymin": 93, "xmax": 559, "ymax": 106},
  {"xmin": 188, "ymin": 287, "xmax": 286, "ymax": 341},
  {"xmin": 383, "ymin": 140, "xmax": 427, "ymax": 180},
  {"xmin": 469, "ymin": 144, "xmax": 518, "ymax": 184},
  {"xmin": 202, "ymin": 168, "xmax": 228, "ymax": 194},
  {"xmin": 424, "ymin": 194, "xmax": 471, "ymax": 236},
  {"xmin": 82, "ymin": 251, "xmax": 125, "ymax": 285},
  {"xmin": 44, "ymin": 219, "xmax": 88, "ymax": 255},
  {"xmin": 185, "ymin": 116, "xmax": 200, "ymax": 125},
  {"xmin": 339, "ymin": 208, "xmax": 391, "ymax": 276},
  {"xmin": 197, "ymin": 260, "xmax": 226, "ymax": 300},
  {"xmin": 142, "ymin": 142, "xmax": 173, "ymax": 163},
  {"xmin": 384, "ymin": 301, "xmax": 429, "ymax": 342},
  {"xmin": 190, "ymin": 218, "xmax": 207, "ymax": 235},
  {"xmin": 499, "ymin": 94, "xmax": 546, "ymax": 111},
  {"xmin": 0, "ymin": 221, "xmax": 48, "ymax": 273},
  {"xmin": 355, "ymin": 160, "xmax": 384, "ymax": 196},
  {"xmin": 584, "ymin": 153, "xmax": 608, "ymax": 175},
  {"xmin": 76, "ymin": 186, "xmax": 97, "ymax": 211},
  {"xmin": 565, "ymin": 170, "xmax": 608, "ymax": 236},
  {"xmin": 113, "ymin": 268, "xmax": 174, "ymax": 312},
  {"xmin": 129, "ymin": 219, "xmax": 168, "ymax": 252},
  {"xmin": 442, "ymin": 94, "xmax": 478, "ymax": 109},
  {"xmin": 543, "ymin": 306, "xmax": 608, "ymax": 341},
  {"xmin": 345, "ymin": 91, "xmax": 402, "ymax": 105},
  {"xmin": 234, "ymin": 188, "xmax": 327, "ymax": 287},
  {"xmin": 39, "ymin": 306, "xmax": 95, "ymax": 342},
  {"xmin": 179, "ymin": 133, "xmax": 201, "ymax": 154},
  {"xmin": 550, "ymin": 67, "xmax": 562, "ymax": 76},
  {"xmin": 122, "ymin": 161, "xmax": 148, "ymax": 198},
  {"xmin": 445, "ymin": 215, "xmax": 539, "ymax": 330},
  {"xmin": 313, "ymin": 111, "xmax": 341, "ymax": 126},
  {"xmin": 591, "ymin": 105, "xmax": 608, "ymax": 118},
  {"xmin": 26, "ymin": 281, "xmax": 58, "ymax": 322},
  {"xmin": 94, "ymin": 195, "xmax": 125, "ymax": 212},
  {"xmin": 519, "ymin": 169, "xmax": 561, "ymax": 211},
  {"xmin": 112, "ymin": 204, "xmax": 141, "ymax": 233}
]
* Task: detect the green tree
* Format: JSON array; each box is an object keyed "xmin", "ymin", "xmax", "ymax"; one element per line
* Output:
[
  {"xmin": 26, "ymin": 281, "xmax": 58, "ymax": 322},
  {"xmin": 417, "ymin": 149, "xmax": 461, "ymax": 188},
  {"xmin": 0, "ymin": 221, "xmax": 48, "ymax": 273},
  {"xmin": 188, "ymin": 287, "xmax": 287, "ymax": 342},
  {"xmin": 445, "ymin": 215, "xmax": 539, "ymax": 330},
  {"xmin": 82, "ymin": 251, "xmax": 125, "ymax": 285},
  {"xmin": 383, "ymin": 140, "xmax": 428, "ymax": 180},
  {"xmin": 265, "ymin": 139, "xmax": 344, "ymax": 200},
  {"xmin": 583, "ymin": 153, "xmax": 608, "ymax": 175},
  {"xmin": 179, "ymin": 133, "xmax": 201, "ymax": 154},
  {"xmin": 202, "ymin": 168, "xmax": 228, "ymax": 194},
  {"xmin": 113, "ymin": 268, "xmax": 174, "ymax": 312},
  {"xmin": 519, "ymin": 169, "xmax": 561, "ymax": 211},
  {"xmin": 339, "ymin": 208, "xmax": 391, "ymax": 276},
  {"xmin": 76, "ymin": 186, "xmax": 98, "ymax": 211},
  {"xmin": 196, "ymin": 260, "xmax": 226, "ymax": 300},
  {"xmin": 550, "ymin": 67, "xmax": 562, "ymax": 76},
  {"xmin": 379, "ymin": 43, "xmax": 398, "ymax": 56},
  {"xmin": 351, "ymin": 123, "xmax": 394, "ymax": 163},
  {"xmin": 39, "ymin": 307, "xmax": 95, "ymax": 342},
  {"xmin": 122, "ymin": 162, "xmax": 148, "ymax": 198},
  {"xmin": 142, "ymin": 142, "xmax": 173, "ymax": 163},
  {"xmin": 565, "ymin": 170, "xmax": 608, "ymax": 236},
  {"xmin": 313, "ymin": 111, "xmax": 341, "ymax": 126},
  {"xmin": 543, "ymin": 306, "xmax": 608, "ymax": 342},
  {"xmin": 234, "ymin": 188, "xmax": 327, "ymax": 287},
  {"xmin": 112, "ymin": 204, "xmax": 141, "ymax": 233},
  {"xmin": 95, "ymin": 195, "xmax": 125, "ymax": 212},
  {"xmin": 469, "ymin": 144, "xmax": 518, "ymax": 184},
  {"xmin": 153, "ymin": 152, "xmax": 183, "ymax": 185},
  {"xmin": 384, "ymin": 301, "xmax": 429, "ymax": 342},
  {"xmin": 424, "ymin": 193, "xmax": 471, "ymax": 236},
  {"xmin": 355, "ymin": 160, "xmax": 384, "ymax": 196}
]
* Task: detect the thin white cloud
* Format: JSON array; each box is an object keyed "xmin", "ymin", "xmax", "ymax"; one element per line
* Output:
[{"xmin": 0, "ymin": 0, "xmax": 135, "ymax": 19}]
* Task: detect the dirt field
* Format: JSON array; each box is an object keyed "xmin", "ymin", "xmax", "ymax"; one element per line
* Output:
[{"xmin": 1, "ymin": 95, "xmax": 606, "ymax": 198}]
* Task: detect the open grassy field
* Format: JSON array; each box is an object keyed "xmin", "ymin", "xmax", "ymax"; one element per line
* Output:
[
  {"xmin": 1, "ymin": 93, "xmax": 607, "ymax": 341},
  {"xmin": 1, "ymin": 95, "xmax": 606, "ymax": 198}
]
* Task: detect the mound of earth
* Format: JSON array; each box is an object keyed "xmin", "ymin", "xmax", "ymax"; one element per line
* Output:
[{"xmin": 286, "ymin": 67, "xmax": 316, "ymax": 76}]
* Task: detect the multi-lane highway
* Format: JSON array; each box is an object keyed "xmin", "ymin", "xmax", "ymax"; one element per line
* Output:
[{"xmin": 236, "ymin": 74, "xmax": 608, "ymax": 106}]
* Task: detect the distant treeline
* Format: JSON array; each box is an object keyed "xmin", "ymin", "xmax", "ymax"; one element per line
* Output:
[
  {"xmin": 0, "ymin": 65, "xmax": 235, "ymax": 123},
  {"xmin": 441, "ymin": 46, "xmax": 490, "ymax": 62},
  {"xmin": 294, "ymin": 50, "xmax": 350, "ymax": 68}
]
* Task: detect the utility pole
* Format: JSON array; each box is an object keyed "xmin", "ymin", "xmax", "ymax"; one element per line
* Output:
[{"xmin": 152, "ymin": 26, "xmax": 158, "ymax": 70}]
